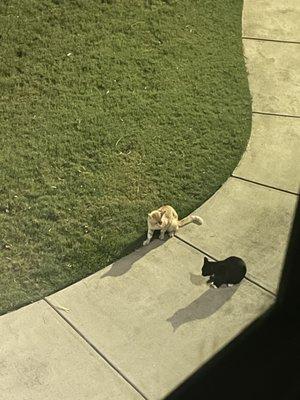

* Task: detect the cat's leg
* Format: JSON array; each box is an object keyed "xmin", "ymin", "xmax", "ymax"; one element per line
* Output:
[
  {"xmin": 168, "ymin": 221, "xmax": 178, "ymax": 237},
  {"xmin": 143, "ymin": 229, "xmax": 154, "ymax": 246},
  {"xmin": 210, "ymin": 283, "xmax": 218, "ymax": 289},
  {"xmin": 159, "ymin": 229, "xmax": 167, "ymax": 240},
  {"xmin": 211, "ymin": 276, "xmax": 223, "ymax": 288}
]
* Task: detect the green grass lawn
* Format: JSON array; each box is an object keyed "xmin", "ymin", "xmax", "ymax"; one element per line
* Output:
[{"xmin": 0, "ymin": 0, "xmax": 251, "ymax": 314}]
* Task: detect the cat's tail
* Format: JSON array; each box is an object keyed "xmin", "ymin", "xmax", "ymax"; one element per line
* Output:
[{"xmin": 178, "ymin": 215, "xmax": 203, "ymax": 228}]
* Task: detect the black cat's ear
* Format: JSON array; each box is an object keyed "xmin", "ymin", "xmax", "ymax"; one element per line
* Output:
[{"xmin": 204, "ymin": 256, "xmax": 208, "ymax": 263}]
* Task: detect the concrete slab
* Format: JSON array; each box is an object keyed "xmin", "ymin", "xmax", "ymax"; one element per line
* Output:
[
  {"xmin": 47, "ymin": 239, "xmax": 274, "ymax": 400},
  {"xmin": 243, "ymin": 0, "xmax": 300, "ymax": 42},
  {"xmin": 176, "ymin": 178, "xmax": 297, "ymax": 294},
  {"xmin": 233, "ymin": 113, "xmax": 300, "ymax": 194},
  {"xmin": 243, "ymin": 39, "xmax": 300, "ymax": 116},
  {"xmin": 0, "ymin": 301, "xmax": 143, "ymax": 400}
]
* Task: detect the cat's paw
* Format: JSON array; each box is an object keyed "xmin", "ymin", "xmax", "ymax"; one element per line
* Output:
[
  {"xmin": 227, "ymin": 284, "xmax": 234, "ymax": 287},
  {"xmin": 210, "ymin": 282, "xmax": 218, "ymax": 289},
  {"xmin": 159, "ymin": 234, "xmax": 165, "ymax": 240},
  {"xmin": 143, "ymin": 240, "xmax": 150, "ymax": 246},
  {"xmin": 168, "ymin": 232, "xmax": 175, "ymax": 237}
]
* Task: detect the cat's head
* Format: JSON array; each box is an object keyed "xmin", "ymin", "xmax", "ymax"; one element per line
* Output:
[
  {"xmin": 147, "ymin": 209, "xmax": 166, "ymax": 229},
  {"xmin": 201, "ymin": 256, "xmax": 213, "ymax": 276}
]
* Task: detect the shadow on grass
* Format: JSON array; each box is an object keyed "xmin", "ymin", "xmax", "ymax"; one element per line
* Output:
[
  {"xmin": 101, "ymin": 236, "xmax": 163, "ymax": 278},
  {"xmin": 167, "ymin": 284, "xmax": 240, "ymax": 331}
]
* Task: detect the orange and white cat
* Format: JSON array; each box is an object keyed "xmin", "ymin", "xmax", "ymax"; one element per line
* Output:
[{"xmin": 143, "ymin": 205, "xmax": 203, "ymax": 246}]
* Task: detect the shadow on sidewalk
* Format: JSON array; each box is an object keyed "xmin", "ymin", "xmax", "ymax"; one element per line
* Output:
[
  {"xmin": 189, "ymin": 272, "xmax": 204, "ymax": 286},
  {"xmin": 167, "ymin": 284, "xmax": 239, "ymax": 331},
  {"xmin": 100, "ymin": 238, "xmax": 163, "ymax": 278}
]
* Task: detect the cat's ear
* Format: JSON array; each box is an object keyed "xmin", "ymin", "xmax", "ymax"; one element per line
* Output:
[
  {"xmin": 204, "ymin": 256, "xmax": 208, "ymax": 263},
  {"xmin": 148, "ymin": 213, "xmax": 151, "ymax": 218},
  {"xmin": 160, "ymin": 211, "xmax": 167, "ymax": 222}
]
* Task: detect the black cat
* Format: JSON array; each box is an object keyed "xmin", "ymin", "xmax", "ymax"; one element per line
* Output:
[{"xmin": 202, "ymin": 256, "xmax": 247, "ymax": 288}]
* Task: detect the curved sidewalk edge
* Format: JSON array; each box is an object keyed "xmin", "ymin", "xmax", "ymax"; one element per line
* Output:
[{"xmin": 1, "ymin": 2, "xmax": 299, "ymax": 400}]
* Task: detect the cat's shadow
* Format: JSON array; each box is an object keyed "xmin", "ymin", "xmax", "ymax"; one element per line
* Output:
[
  {"xmin": 101, "ymin": 239, "xmax": 163, "ymax": 278},
  {"xmin": 167, "ymin": 277, "xmax": 239, "ymax": 331}
]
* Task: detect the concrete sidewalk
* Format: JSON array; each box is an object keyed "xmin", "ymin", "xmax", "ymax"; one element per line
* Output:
[{"xmin": 1, "ymin": 2, "xmax": 299, "ymax": 399}]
